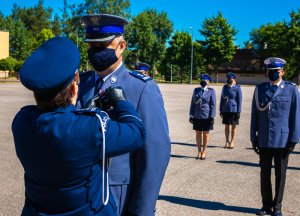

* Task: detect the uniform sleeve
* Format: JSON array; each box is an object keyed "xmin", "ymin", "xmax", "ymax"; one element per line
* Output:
[
  {"xmin": 100, "ymin": 101, "xmax": 146, "ymax": 158},
  {"xmin": 250, "ymin": 87, "xmax": 258, "ymax": 141},
  {"xmin": 288, "ymin": 86, "xmax": 300, "ymax": 143},
  {"xmin": 219, "ymin": 86, "xmax": 224, "ymax": 112},
  {"xmin": 189, "ymin": 90, "xmax": 195, "ymax": 117},
  {"xmin": 127, "ymin": 82, "xmax": 171, "ymax": 215},
  {"xmin": 209, "ymin": 89, "xmax": 216, "ymax": 118},
  {"xmin": 237, "ymin": 86, "xmax": 242, "ymax": 113}
]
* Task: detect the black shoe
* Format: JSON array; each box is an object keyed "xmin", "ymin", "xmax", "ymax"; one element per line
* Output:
[
  {"xmin": 256, "ymin": 208, "xmax": 272, "ymax": 215},
  {"xmin": 272, "ymin": 210, "xmax": 282, "ymax": 216}
]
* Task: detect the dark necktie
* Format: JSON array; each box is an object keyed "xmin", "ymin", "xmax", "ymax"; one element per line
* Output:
[
  {"xmin": 271, "ymin": 85, "xmax": 278, "ymax": 94},
  {"xmin": 95, "ymin": 78, "xmax": 103, "ymax": 95}
]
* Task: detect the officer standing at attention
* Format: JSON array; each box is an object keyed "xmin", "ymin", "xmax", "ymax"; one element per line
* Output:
[
  {"xmin": 250, "ymin": 57, "xmax": 300, "ymax": 216},
  {"xmin": 220, "ymin": 72, "xmax": 242, "ymax": 149},
  {"xmin": 134, "ymin": 62, "xmax": 150, "ymax": 77},
  {"xmin": 11, "ymin": 37, "xmax": 145, "ymax": 216},
  {"xmin": 77, "ymin": 14, "xmax": 171, "ymax": 216},
  {"xmin": 189, "ymin": 74, "xmax": 216, "ymax": 160}
]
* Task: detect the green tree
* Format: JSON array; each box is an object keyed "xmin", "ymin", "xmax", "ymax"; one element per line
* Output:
[
  {"xmin": 248, "ymin": 9, "xmax": 300, "ymax": 79},
  {"xmin": 33, "ymin": 28, "xmax": 55, "ymax": 50},
  {"xmin": 6, "ymin": 17, "xmax": 33, "ymax": 60},
  {"xmin": 198, "ymin": 12, "xmax": 237, "ymax": 81},
  {"xmin": 52, "ymin": 14, "xmax": 61, "ymax": 36},
  {"xmin": 127, "ymin": 9, "xmax": 173, "ymax": 78},
  {"xmin": 77, "ymin": 0, "xmax": 130, "ymax": 18},
  {"xmin": 11, "ymin": 0, "xmax": 53, "ymax": 36},
  {"xmin": 0, "ymin": 57, "xmax": 17, "ymax": 72},
  {"xmin": 166, "ymin": 31, "xmax": 193, "ymax": 83},
  {"xmin": 164, "ymin": 31, "xmax": 203, "ymax": 83}
]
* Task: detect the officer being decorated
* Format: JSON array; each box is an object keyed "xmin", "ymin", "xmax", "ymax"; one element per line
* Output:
[
  {"xmin": 77, "ymin": 14, "xmax": 171, "ymax": 216},
  {"xmin": 189, "ymin": 74, "xmax": 216, "ymax": 160},
  {"xmin": 250, "ymin": 57, "xmax": 300, "ymax": 216},
  {"xmin": 220, "ymin": 72, "xmax": 242, "ymax": 149},
  {"xmin": 134, "ymin": 62, "xmax": 150, "ymax": 77},
  {"xmin": 11, "ymin": 37, "xmax": 146, "ymax": 216}
]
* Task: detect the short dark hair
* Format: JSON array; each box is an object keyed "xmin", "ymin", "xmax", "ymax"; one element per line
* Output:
[{"xmin": 34, "ymin": 74, "xmax": 79, "ymax": 111}]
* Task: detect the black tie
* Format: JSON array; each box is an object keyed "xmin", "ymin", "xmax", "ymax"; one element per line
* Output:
[{"xmin": 272, "ymin": 85, "xmax": 278, "ymax": 93}]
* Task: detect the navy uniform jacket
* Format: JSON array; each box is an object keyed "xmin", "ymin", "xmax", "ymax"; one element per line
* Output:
[
  {"xmin": 250, "ymin": 80, "xmax": 300, "ymax": 148},
  {"xmin": 220, "ymin": 84, "xmax": 242, "ymax": 113},
  {"xmin": 189, "ymin": 87, "xmax": 216, "ymax": 119},
  {"xmin": 11, "ymin": 101, "xmax": 145, "ymax": 216},
  {"xmin": 77, "ymin": 64, "xmax": 171, "ymax": 216}
]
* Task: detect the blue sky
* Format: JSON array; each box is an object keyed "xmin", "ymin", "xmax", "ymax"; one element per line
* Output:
[{"xmin": 1, "ymin": 0, "xmax": 300, "ymax": 47}]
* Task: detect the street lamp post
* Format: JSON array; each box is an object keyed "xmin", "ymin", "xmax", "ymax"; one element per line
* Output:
[{"xmin": 189, "ymin": 27, "xmax": 194, "ymax": 84}]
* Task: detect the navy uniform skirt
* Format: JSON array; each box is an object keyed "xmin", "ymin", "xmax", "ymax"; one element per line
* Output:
[
  {"xmin": 222, "ymin": 112, "xmax": 239, "ymax": 125},
  {"xmin": 193, "ymin": 118, "xmax": 213, "ymax": 131}
]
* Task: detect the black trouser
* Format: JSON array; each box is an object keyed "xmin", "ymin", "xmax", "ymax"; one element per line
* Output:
[{"xmin": 259, "ymin": 148, "xmax": 289, "ymax": 211}]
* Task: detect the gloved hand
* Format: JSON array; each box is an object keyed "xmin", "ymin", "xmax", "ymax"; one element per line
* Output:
[
  {"xmin": 105, "ymin": 86, "xmax": 127, "ymax": 106},
  {"xmin": 235, "ymin": 112, "xmax": 240, "ymax": 120},
  {"xmin": 85, "ymin": 93, "xmax": 101, "ymax": 109},
  {"xmin": 252, "ymin": 140, "xmax": 260, "ymax": 155},
  {"xmin": 210, "ymin": 118, "xmax": 214, "ymax": 125},
  {"xmin": 220, "ymin": 112, "xmax": 223, "ymax": 118},
  {"xmin": 283, "ymin": 142, "xmax": 296, "ymax": 158},
  {"xmin": 189, "ymin": 117, "xmax": 194, "ymax": 124}
]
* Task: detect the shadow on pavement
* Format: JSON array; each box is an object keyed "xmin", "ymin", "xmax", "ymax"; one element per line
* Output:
[
  {"xmin": 158, "ymin": 195, "xmax": 257, "ymax": 214},
  {"xmin": 171, "ymin": 142, "xmax": 223, "ymax": 148},
  {"xmin": 171, "ymin": 154, "xmax": 195, "ymax": 159},
  {"xmin": 216, "ymin": 160, "xmax": 300, "ymax": 170}
]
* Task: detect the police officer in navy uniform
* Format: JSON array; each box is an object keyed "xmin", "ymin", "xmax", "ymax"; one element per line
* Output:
[
  {"xmin": 189, "ymin": 74, "xmax": 216, "ymax": 160},
  {"xmin": 11, "ymin": 37, "xmax": 146, "ymax": 216},
  {"xmin": 134, "ymin": 62, "xmax": 150, "ymax": 77},
  {"xmin": 251, "ymin": 57, "xmax": 300, "ymax": 216},
  {"xmin": 220, "ymin": 72, "xmax": 242, "ymax": 149},
  {"xmin": 77, "ymin": 14, "xmax": 171, "ymax": 216}
]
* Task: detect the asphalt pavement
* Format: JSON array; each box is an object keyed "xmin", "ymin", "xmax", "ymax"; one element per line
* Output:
[{"xmin": 0, "ymin": 83, "xmax": 299, "ymax": 216}]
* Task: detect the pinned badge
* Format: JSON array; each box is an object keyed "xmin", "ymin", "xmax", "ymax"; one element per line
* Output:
[
  {"xmin": 280, "ymin": 85, "xmax": 284, "ymax": 89},
  {"xmin": 110, "ymin": 75, "xmax": 117, "ymax": 84}
]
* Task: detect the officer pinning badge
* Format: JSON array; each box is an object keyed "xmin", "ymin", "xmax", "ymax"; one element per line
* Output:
[{"xmin": 110, "ymin": 75, "xmax": 117, "ymax": 84}]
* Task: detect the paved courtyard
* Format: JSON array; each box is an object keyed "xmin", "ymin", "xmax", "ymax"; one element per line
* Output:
[{"xmin": 0, "ymin": 82, "xmax": 299, "ymax": 216}]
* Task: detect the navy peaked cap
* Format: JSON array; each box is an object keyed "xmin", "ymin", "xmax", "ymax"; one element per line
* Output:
[
  {"xmin": 227, "ymin": 72, "xmax": 236, "ymax": 79},
  {"xmin": 81, "ymin": 14, "xmax": 129, "ymax": 42},
  {"xmin": 200, "ymin": 74, "xmax": 211, "ymax": 81},
  {"xmin": 264, "ymin": 57, "xmax": 286, "ymax": 70},
  {"xmin": 134, "ymin": 62, "xmax": 150, "ymax": 71},
  {"xmin": 20, "ymin": 37, "xmax": 80, "ymax": 94}
]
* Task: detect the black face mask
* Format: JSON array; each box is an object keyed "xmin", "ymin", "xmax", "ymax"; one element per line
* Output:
[
  {"xmin": 268, "ymin": 70, "xmax": 280, "ymax": 81},
  {"xmin": 87, "ymin": 47, "xmax": 119, "ymax": 72},
  {"xmin": 200, "ymin": 80, "xmax": 207, "ymax": 87},
  {"xmin": 227, "ymin": 79, "xmax": 233, "ymax": 85}
]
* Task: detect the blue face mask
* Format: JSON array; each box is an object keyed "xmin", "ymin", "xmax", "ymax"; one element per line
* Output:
[
  {"xmin": 88, "ymin": 47, "xmax": 119, "ymax": 72},
  {"xmin": 227, "ymin": 79, "xmax": 233, "ymax": 85},
  {"xmin": 200, "ymin": 80, "xmax": 207, "ymax": 87},
  {"xmin": 268, "ymin": 70, "xmax": 280, "ymax": 81}
]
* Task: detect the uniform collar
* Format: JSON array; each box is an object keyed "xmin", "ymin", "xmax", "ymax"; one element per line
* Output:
[
  {"xmin": 269, "ymin": 79, "xmax": 282, "ymax": 87},
  {"xmin": 201, "ymin": 85, "xmax": 208, "ymax": 91},
  {"xmin": 102, "ymin": 62, "xmax": 123, "ymax": 82},
  {"xmin": 52, "ymin": 104, "xmax": 76, "ymax": 113}
]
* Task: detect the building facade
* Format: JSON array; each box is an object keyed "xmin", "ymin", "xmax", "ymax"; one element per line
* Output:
[{"xmin": 0, "ymin": 31, "xmax": 9, "ymax": 78}]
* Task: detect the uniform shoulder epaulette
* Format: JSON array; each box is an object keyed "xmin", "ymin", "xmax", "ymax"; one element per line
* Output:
[
  {"xmin": 129, "ymin": 71, "xmax": 152, "ymax": 82},
  {"xmin": 236, "ymin": 84, "xmax": 240, "ymax": 87},
  {"xmin": 285, "ymin": 81, "xmax": 296, "ymax": 86},
  {"xmin": 208, "ymin": 87, "xmax": 214, "ymax": 90}
]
